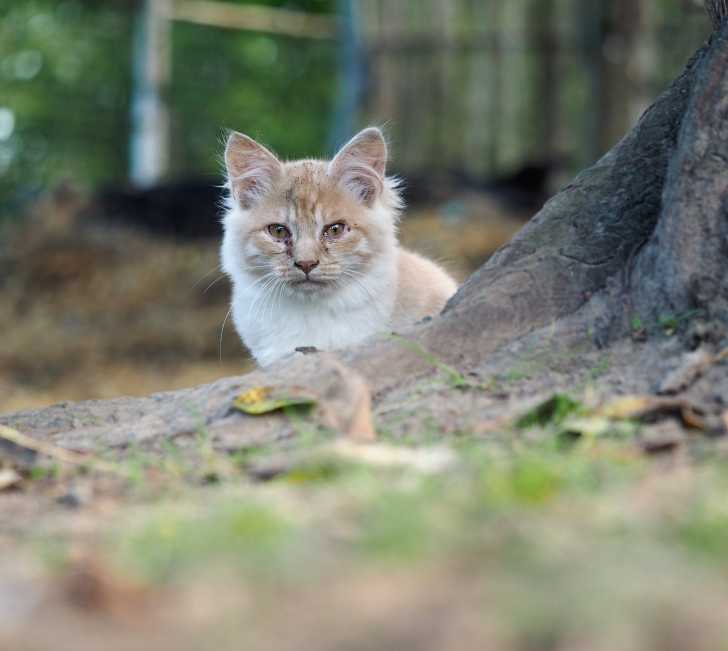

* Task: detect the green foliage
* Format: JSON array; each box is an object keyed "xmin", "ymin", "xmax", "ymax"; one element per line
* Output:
[
  {"xmin": 0, "ymin": 0, "xmax": 134, "ymax": 213},
  {"xmin": 631, "ymin": 314, "xmax": 644, "ymax": 331},
  {"xmin": 389, "ymin": 335, "xmax": 473, "ymax": 389},
  {"xmin": 116, "ymin": 499, "xmax": 294, "ymax": 581},
  {"xmin": 169, "ymin": 3, "xmax": 337, "ymax": 174},
  {"xmin": 515, "ymin": 393, "xmax": 583, "ymax": 429},
  {"xmin": 0, "ymin": 0, "xmax": 337, "ymax": 216}
]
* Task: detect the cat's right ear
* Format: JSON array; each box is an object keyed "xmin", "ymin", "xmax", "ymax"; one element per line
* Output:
[
  {"xmin": 225, "ymin": 132, "xmax": 282, "ymax": 209},
  {"xmin": 328, "ymin": 127, "xmax": 387, "ymax": 207}
]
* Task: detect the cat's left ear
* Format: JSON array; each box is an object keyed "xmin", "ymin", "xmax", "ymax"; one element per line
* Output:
[
  {"xmin": 225, "ymin": 131, "xmax": 282, "ymax": 209},
  {"xmin": 328, "ymin": 127, "xmax": 387, "ymax": 207}
]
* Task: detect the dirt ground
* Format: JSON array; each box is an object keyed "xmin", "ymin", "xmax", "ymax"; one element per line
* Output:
[
  {"xmin": 3, "ymin": 189, "xmax": 728, "ymax": 650},
  {"xmin": 1, "ymin": 330, "xmax": 727, "ymax": 650}
]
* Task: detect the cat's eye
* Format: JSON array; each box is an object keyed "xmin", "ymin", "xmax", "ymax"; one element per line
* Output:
[
  {"xmin": 324, "ymin": 222, "xmax": 347, "ymax": 239},
  {"xmin": 267, "ymin": 224, "xmax": 291, "ymax": 240}
]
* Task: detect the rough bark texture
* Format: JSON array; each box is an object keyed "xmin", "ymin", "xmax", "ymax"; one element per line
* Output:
[
  {"xmin": 632, "ymin": 23, "xmax": 728, "ymax": 330},
  {"xmin": 706, "ymin": 0, "xmax": 728, "ymax": 31},
  {"xmin": 1, "ymin": 8, "xmax": 727, "ymax": 451}
]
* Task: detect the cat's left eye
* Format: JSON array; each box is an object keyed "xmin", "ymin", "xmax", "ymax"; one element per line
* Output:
[
  {"xmin": 267, "ymin": 224, "xmax": 291, "ymax": 240},
  {"xmin": 324, "ymin": 222, "xmax": 347, "ymax": 239}
]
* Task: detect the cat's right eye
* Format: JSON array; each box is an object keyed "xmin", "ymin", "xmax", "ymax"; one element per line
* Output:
[{"xmin": 267, "ymin": 224, "xmax": 291, "ymax": 240}]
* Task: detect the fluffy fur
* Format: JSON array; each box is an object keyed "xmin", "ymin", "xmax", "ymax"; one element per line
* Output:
[{"xmin": 221, "ymin": 127, "xmax": 457, "ymax": 367}]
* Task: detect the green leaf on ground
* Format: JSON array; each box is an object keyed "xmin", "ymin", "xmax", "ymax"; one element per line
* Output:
[
  {"xmin": 233, "ymin": 386, "xmax": 317, "ymax": 415},
  {"xmin": 516, "ymin": 394, "xmax": 583, "ymax": 429}
]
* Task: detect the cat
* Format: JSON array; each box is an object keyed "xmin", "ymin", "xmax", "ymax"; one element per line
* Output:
[{"xmin": 221, "ymin": 127, "xmax": 457, "ymax": 367}]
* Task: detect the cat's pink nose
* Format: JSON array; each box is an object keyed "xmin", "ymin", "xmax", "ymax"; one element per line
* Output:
[{"xmin": 295, "ymin": 259, "xmax": 319, "ymax": 275}]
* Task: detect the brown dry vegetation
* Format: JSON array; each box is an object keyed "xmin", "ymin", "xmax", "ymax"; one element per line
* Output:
[{"xmin": 0, "ymin": 188, "xmax": 525, "ymax": 413}]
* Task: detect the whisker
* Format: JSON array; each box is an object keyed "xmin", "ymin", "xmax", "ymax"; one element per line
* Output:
[
  {"xmin": 339, "ymin": 270, "xmax": 390, "ymax": 321},
  {"xmin": 203, "ymin": 274, "xmax": 226, "ymax": 294},
  {"xmin": 191, "ymin": 265, "xmax": 222, "ymax": 290},
  {"xmin": 219, "ymin": 306, "xmax": 233, "ymax": 362}
]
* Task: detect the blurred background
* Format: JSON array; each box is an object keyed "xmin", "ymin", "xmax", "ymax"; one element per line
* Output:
[{"xmin": 0, "ymin": 0, "xmax": 711, "ymax": 413}]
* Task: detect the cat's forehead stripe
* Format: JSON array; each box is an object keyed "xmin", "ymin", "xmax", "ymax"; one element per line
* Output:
[{"xmin": 282, "ymin": 162, "xmax": 330, "ymax": 226}]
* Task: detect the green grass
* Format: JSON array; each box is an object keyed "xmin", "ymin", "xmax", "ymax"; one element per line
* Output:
[
  {"xmin": 389, "ymin": 334, "xmax": 474, "ymax": 389},
  {"xmin": 95, "ymin": 417, "xmax": 654, "ymax": 583},
  {"xmin": 24, "ymin": 395, "xmax": 728, "ymax": 651},
  {"xmin": 25, "ymin": 387, "xmax": 728, "ymax": 649}
]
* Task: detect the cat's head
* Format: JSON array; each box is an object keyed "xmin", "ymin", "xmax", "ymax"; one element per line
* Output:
[{"xmin": 222, "ymin": 127, "xmax": 402, "ymax": 297}]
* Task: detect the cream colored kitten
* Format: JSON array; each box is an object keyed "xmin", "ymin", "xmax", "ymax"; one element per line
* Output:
[{"xmin": 221, "ymin": 127, "xmax": 457, "ymax": 367}]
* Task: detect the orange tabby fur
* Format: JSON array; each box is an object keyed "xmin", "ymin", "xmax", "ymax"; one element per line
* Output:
[{"xmin": 221, "ymin": 127, "xmax": 458, "ymax": 366}]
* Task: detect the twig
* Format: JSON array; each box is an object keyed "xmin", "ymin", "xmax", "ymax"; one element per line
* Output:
[{"xmin": 0, "ymin": 425, "xmax": 125, "ymax": 476}]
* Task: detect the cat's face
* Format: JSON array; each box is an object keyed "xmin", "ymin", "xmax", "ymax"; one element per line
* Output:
[{"xmin": 223, "ymin": 128, "xmax": 401, "ymax": 298}]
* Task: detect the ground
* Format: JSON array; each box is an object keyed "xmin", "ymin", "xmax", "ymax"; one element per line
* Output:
[
  {"xmin": 1, "ymin": 341, "xmax": 728, "ymax": 650},
  {"xmin": 2, "ymin": 187, "xmax": 728, "ymax": 649}
]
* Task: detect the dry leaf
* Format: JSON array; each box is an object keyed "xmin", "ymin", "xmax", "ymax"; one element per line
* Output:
[
  {"xmin": 658, "ymin": 348, "xmax": 714, "ymax": 395},
  {"xmin": 312, "ymin": 358, "xmax": 377, "ymax": 441},
  {"xmin": 335, "ymin": 373, "xmax": 377, "ymax": 442},
  {"xmin": 658, "ymin": 347, "xmax": 728, "ymax": 395},
  {"xmin": 595, "ymin": 395, "xmax": 706, "ymax": 430},
  {"xmin": 233, "ymin": 386, "xmax": 316, "ymax": 415},
  {"xmin": 0, "ymin": 467, "xmax": 22, "ymax": 491},
  {"xmin": 722, "ymin": 410, "xmax": 728, "ymax": 434},
  {"xmin": 596, "ymin": 396, "xmax": 655, "ymax": 420},
  {"xmin": 232, "ymin": 358, "xmax": 376, "ymax": 441}
]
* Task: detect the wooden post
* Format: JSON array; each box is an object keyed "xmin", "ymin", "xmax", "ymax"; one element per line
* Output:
[
  {"xmin": 130, "ymin": 0, "xmax": 171, "ymax": 187},
  {"xmin": 328, "ymin": 0, "xmax": 364, "ymax": 154}
]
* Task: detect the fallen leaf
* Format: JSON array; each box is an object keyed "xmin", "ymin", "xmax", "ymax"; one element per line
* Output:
[
  {"xmin": 594, "ymin": 395, "xmax": 706, "ymax": 430},
  {"xmin": 0, "ymin": 467, "xmax": 22, "ymax": 491},
  {"xmin": 312, "ymin": 358, "xmax": 378, "ymax": 441},
  {"xmin": 336, "ymin": 373, "xmax": 377, "ymax": 442},
  {"xmin": 233, "ymin": 386, "xmax": 316, "ymax": 415},
  {"xmin": 658, "ymin": 348, "xmax": 714, "ymax": 395},
  {"xmin": 596, "ymin": 395, "xmax": 655, "ymax": 420}
]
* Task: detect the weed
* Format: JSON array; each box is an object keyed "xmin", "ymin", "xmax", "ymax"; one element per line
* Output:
[
  {"xmin": 515, "ymin": 394, "xmax": 583, "ymax": 429},
  {"xmin": 389, "ymin": 334, "xmax": 473, "ymax": 389}
]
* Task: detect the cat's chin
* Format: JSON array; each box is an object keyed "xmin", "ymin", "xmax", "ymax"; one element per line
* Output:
[{"xmin": 287, "ymin": 278, "xmax": 333, "ymax": 296}]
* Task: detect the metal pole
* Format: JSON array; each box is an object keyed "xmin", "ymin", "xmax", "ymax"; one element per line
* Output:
[
  {"xmin": 130, "ymin": 0, "xmax": 171, "ymax": 187},
  {"xmin": 328, "ymin": 0, "xmax": 364, "ymax": 154}
]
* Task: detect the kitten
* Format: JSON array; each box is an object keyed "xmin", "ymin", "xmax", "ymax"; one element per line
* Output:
[{"xmin": 221, "ymin": 127, "xmax": 457, "ymax": 367}]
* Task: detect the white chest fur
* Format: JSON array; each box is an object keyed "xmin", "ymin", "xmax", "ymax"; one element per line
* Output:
[{"xmin": 229, "ymin": 259, "xmax": 397, "ymax": 366}]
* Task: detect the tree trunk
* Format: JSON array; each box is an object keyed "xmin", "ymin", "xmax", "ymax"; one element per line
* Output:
[{"xmin": 420, "ymin": 5, "xmax": 728, "ymax": 365}]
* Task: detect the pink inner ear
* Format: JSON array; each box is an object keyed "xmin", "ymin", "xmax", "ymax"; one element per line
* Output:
[
  {"xmin": 225, "ymin": 133, "xmax": 281, "ymax": 208},
  {"xmin": 229, "ymin": 162, "xmax": 279, "ymax": 208},
  {"xmin": 330, "ymin": 129, "xmax": 387, "ymax": 205},
  {"xmin": 339, "ymin": 164, "xmax": 383, "ymax": 206}
]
